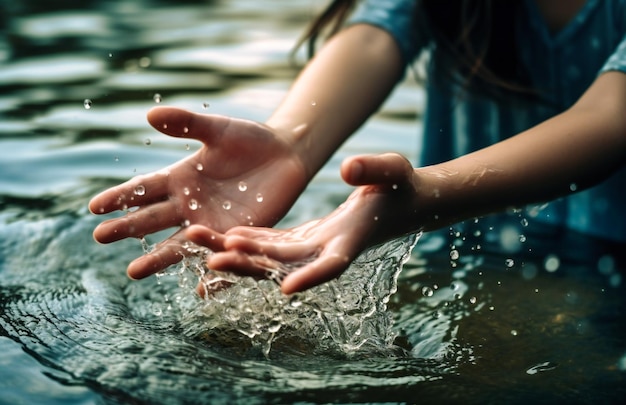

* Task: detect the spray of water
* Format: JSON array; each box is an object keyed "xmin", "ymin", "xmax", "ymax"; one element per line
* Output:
[{"xmin": 146, "ymin": 234, "xmax": 420, "ymax": 358}]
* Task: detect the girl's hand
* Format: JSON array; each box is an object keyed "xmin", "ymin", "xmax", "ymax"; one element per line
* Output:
[
  {"xmin": 89, "ymin": 106, "xmax": 307, "ymax": 280},
  {"xmin": 187, "ymin": 153, "xmax": 420, "ymax": 294}
]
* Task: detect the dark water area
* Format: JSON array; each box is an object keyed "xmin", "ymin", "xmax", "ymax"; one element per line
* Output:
[{"xmin": 1, "ymin": 1, "xmax": 625, "ymax": 404}]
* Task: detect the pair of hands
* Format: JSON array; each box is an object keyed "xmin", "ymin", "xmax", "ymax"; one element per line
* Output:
[{"xmin": 89, "ymin": 107, "xmax": 419, "ymax": 294}]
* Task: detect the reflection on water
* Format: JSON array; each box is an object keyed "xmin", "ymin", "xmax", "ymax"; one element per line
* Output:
[{"xmin": 1, "ymin": 0, "xmax": 625, "ymax": 404}]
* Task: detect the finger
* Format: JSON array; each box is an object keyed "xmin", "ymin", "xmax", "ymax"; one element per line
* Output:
[
  {"xmin": 186, "ymin": 225, "xmax": 227, "ymax": 252},
  {"xmin": 224, "ymin": 226, "xmax": 278, "ymax": 239},
  {"xmin": 280, "ymin": 254, "xmax": 351, "ymax": 294},
  {"xmin": 89, "ymin": 171, "xmax": 170, "ymax": 214},
  {"xmin": 223, "ymin": 234, "xmax": 317, "ymax": 262},
  {"xmin": 225, "ymin": 220, "xmax": 320, "ymax": 240},
  {"xmin": 127, "ymin": 235, "xmax": 187, "ymax": 279},
  {"xmin": 146, "ymin": 106, "xmax": 233, "ymax": 145},
  {"xmin": 93, "ymin": 200, "xmax": 181, "ymax": 243},
  {"xmin": 207, "ymin": 251, "xmax": 277, "ymax": 278},
  {"xmin": 341, "ymin": 153, "xmax": 414, "ymax": 186}
]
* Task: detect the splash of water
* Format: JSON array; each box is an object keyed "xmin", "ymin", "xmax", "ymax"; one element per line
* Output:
[{"xmin": 152, "ymin": 234, "xmax": 420, "ymax": 358}]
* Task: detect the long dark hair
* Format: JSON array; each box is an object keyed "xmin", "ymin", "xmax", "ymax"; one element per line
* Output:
[{"xmin": 296, "ymin": 0, "xmax": 538, "ymax": 103}]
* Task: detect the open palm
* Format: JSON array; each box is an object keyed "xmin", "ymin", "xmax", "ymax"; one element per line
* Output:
[
  {"xmin": 186, "ymin": 153, "xmax": 420, "ymax": 294},
  {"xmin": 89, "ymin": 106, "xmax": 307, "ymax": 279}
]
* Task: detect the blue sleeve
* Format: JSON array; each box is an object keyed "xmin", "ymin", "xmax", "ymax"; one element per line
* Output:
[
  {"xmin": 347, "ymin": 0, "xmax": 425, "ymax": 65},
  {"xmin": 600, "ymin": 34, "xmax": 626, "ymax": 74}
]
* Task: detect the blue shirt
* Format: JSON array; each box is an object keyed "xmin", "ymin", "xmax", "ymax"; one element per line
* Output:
[{"xmin": 350, "ymin": 0, "xmax": 626, "ymax": 242}]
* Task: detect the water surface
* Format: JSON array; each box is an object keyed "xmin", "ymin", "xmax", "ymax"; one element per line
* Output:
[{"xmin": 1, "ymin": 1, "xmax": 625, "ymax": 404}]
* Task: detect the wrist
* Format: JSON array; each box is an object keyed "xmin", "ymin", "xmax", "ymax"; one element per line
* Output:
[{"xmin": 265, "ymin": 116, "xmax": 329, "ymax": 181}]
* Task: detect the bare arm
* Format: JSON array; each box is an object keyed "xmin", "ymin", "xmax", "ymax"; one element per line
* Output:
[
  {"xmin": 267, "ymin": 23, "xmax": 406, "ymax": 178},
  {"xmin": 191, "ymin": 71, "xmax": 626, "ymax": 294},
  {"xmin": 89, "ymin": 23, "xmax": 406, "ymax": 279},
  {"xmin": 413, "ymin": 71, "xmax": 626, "ymax": 231}
]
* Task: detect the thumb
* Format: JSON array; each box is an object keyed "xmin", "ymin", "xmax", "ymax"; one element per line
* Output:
[
  {"xmin": 340, "ymin": 153, "xmax": 414, "ymax": 187},
  {"xmin": 146, "ymin": 106, "xmax": 231, "ymax": 145}
]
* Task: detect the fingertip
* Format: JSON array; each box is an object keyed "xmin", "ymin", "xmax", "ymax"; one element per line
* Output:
[
  {"xmin": 92, "ymin": 224, "xmax": 108, "ymax": 244},
  {"xmin": 185, "ymin": 224, "xmax": 209, "ymax": 240},
  {"xmin": 280, "ymin": 277, "xmax": 300, "ymax": 295},
  {"xmin": 146, "ymin": 106, "xmax": 175, "ymax": 124},
  {"xmin": 92, "ymin": 230, "xmax": 104, "ymax": 244},
  {"xmin": 88, "ymin": 192, "xmax": 107, "ymax": 215},
  {"xmin": 186, "ymin": 225, "xmax": 225, "ymax": 251},
  {"xmin": 196, "ymin": 282, "xmax": 207, "ymax": 297},
  {"xmin": 185, "ymin": 224, "xmax": 205, "ymax": 239},
  {"xmin": 146, "ymin": 106, "xmax": 163, "ymax": 127},
  {"xmin": 280, "ymin": 271, "xmax": 312, "ymax": 295},
  {"xmin": 146, "ymin": 106, "xmax": 192, "ymax": 135},
  {"xmin": 341, "ymin": 157, "xmax": 363, "ymax": 185},
  {"xmin": 125, "ymin": 252, "xmax": 156, "ymax": 279}
]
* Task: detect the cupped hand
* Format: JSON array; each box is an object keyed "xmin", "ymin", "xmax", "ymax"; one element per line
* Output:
[
  {"xmin": 89, "ymin": 106, "xmax": 307, "ymax": 279},
  {"xmin": 187, "ymin": 153, "xmax": 421, "ymax": 294}
]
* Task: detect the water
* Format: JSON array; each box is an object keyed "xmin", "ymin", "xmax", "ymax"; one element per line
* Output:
[{"xmin": 1, "ymin": 1, "xmax": 625, "ymax": 404}]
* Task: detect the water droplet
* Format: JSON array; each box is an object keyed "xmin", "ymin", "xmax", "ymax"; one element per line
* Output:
[
  {"xmin": 188, "ymin": 199, "xmax": 199, "ymax": 210},
  {"xmin": 202, "ymin": 102, "xmax": 210, "ymax": 109},
  {"xmin": 450, "ymin": 249, "xmax": 460, "ymax": 260},
  {"xmin": 569, "ymin": 183, "xmax": 578, "ymax": 192},
  {"xmin": 183, "ymin": 127, "xmax": 189, "ymax": 134},
  {"xmin": 289, "ymin": 297, "xmax": 302, "ymax": 308},
  {"xmin": 520, "ymin": 218, "xmax": 529, "ymax": 227},
  {"xmin": 238, "ymin": 181, "xmax": 248, "ymax": 192},
  {"xmin": 526, "ymin": 361, "xmax": 557, "ymax": 375},
  {"xmin": 144, "ymin": 138, "xmax": 151, "ymax": 145},
  {"xmin": 510, "ymin": 329, "xmax": 518, "ymax": 336},
  {"xmin": 196, "ymin": 163, "xmax": 203, "ymax": 171},
  {"xmin": 421, "ymin": 286, "xmax": 434, "ymax": 297},
  {"xmin": 597, "ymin": 255, "xmax": 615, "ymax": 275},
  {"xmin": 255, "ymin": 193, "xmax": 264, "ymax": 203},
  {"xmin": 83, "ymin": 99, "xmax": 92, "ymax": 109},
  {"xmin": 310, "ymin": 100, "xmax": 317, "ymax": 106},
  {"xmin": 139, "ymin": 57, "xmax": 151, "ymax": 68},
  {"xmin": 222, "ymin": 200, "xmax": 232, "ymax": 210},
  {"xmin": 182, "ymin": 219, "xmax": 190, "ymax": 227},
  {"xmin": 519, "ymin": 234, "xmax": 527, "ymax": 243},
  {"xmin": 108, "ymin": 52, "xmax": 113, "ymax": 58},
  {"xmin": 544, "ymin": 254, "xmax": 560, "ymax": 272},
  {"xmin": 391, "ymin": 184, "xmax": 398, "ymax": 190},
  {"xmin": 183, "ymin": 187, "xmax": 190, "ymax": 196},
  {"xmin": 162, "ymin": 123, "xmax": 168, "ymax": 129},
  {"xmin": 450, "ymin": 281, "xmax": 460, "ymax": 291},
  {"xmin": 373, "ymin": 216, "xmax": 379, "ymax": 221},
  {"xmin": 114, "ymin": 156, "xmax": 119, "ymax": 162},
  {"xmin": 268, "ymin": 319, "xmax": 282, "ymax": 334},
  {"xmin": 469, "ymin": 296, "xmax": 477, "ymax": 304},
  {"xmin": 134, "ymin": 185, "xmax": 146, "ymax": 196},
  {"xmin": 505, "ymin": 258, "xmax": 515, "ymax": 268},
  {"xmin": 153, "ymin": 93, "xmax": 162, "ymax": 103}
]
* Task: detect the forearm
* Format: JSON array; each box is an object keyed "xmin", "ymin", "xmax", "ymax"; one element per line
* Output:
[
  {"xmin": 415, "ymin": 71, "xmax": 626, "ymax": 231},
  {"xmin": 266, "ymin": 24, "xmax": 405, "ymax": 179}
]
